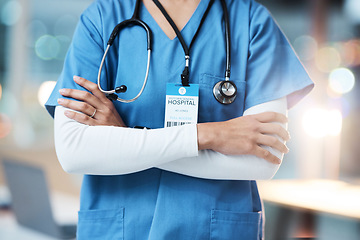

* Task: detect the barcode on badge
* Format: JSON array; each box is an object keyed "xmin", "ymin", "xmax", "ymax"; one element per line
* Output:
[{"xmin": 166, "ymin": 121, "xmax": 190, "ymax": 127}]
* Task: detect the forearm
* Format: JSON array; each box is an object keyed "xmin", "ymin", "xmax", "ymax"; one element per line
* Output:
[
  {"xmin": 55, "ymin": 97, "xmax": 287, "ymax": 179},
  {"xmin": 54, "ymin": 106, "xmax": 198, "ymax": 175},
  {"xmin": 158, "ymin": 150, "xmax": 281, "ymax": 180},
  {"xmin": 157, "ymin": 97, "xmax": 288, "ymax": 180}
]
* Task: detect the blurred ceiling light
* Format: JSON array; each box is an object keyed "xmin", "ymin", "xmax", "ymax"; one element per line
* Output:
[
  {"xmin": 344, "ymin": 0, "xmax": 360, "ymax": 24},
  {"xmin": 0, "ymin": 113, "xmax": 12, "ymax": 139},
  {"xmin": 315, "ymin": 47, "xmax": 341, "ymax": 73},
  {"xmin": 302, "ymin": 108, "xmax": 343, "ymax": 138},
  {"xmin": 35, "ymin": 35, "xmax": 60, "ymax": 60},
  {"xmin": 329, "ymin": 68, "xmax": 355, "ymax": 94},
  {"xmin": 327, "ymin": 110, "xmax": 343, "ymax": 136},
  {"xmin": 38, "ymin": 81, "xmax": 56, "ymax": 108},
  {"xmin": 0, "ymin": 0, "xmax": 22, "ymax": 26},
  {"xmin": 293, "ymin": 35, "xmax": 318, "ymax": 61}
]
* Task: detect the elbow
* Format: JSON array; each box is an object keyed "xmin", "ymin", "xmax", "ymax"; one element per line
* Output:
[
  {"xmin": 254, "ymin": 154, "xmax": 282, "ymax": 180},
  {"xmin": 54, "ymin": 109, "xmax": 89, "ymax": 174},
  {"xmin": 55, "ymin": 144, "xmax": 81, "ymax": 174},
  {"xmin": 54, "ymin": 128, "xmax": 85, "ymax": 174},
  {"xmin": 256, "ymin": 147, "xmax": 283, "ymax": 180},
  {"xmin": 257, "ymin": 163, "xmax": 280, "ymax": 180},
  {"xmin": 60, "ymin": 161, "xmax": 77, "ymax": 174},
  {"xmin": 59, "ymin": 158, "xmax": 78, "ymax": 174}
]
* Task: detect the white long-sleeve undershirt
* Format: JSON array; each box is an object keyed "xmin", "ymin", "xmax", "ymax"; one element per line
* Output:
[{"xmin": 54, "ymin": 97, "xmax": 287, "ymax": 180}]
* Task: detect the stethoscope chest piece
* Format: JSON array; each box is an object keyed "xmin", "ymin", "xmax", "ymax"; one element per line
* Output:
[{"xmin": 213, "ymin": 80, "xmax": 237, "ymax": 105}]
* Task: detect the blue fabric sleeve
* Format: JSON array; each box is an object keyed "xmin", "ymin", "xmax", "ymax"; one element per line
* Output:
[
  {"xmin": 244, "ymin": 2, "xmax": 314, "ymax": 110},
  {"xmin": 45, "ymin": 4, "xmax": 104, "ymax": 118}
]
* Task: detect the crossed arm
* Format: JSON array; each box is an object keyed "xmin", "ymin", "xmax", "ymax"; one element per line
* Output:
[{"xmin": 54, "ymin": 76, "xmax": 289, "ymax": 180}]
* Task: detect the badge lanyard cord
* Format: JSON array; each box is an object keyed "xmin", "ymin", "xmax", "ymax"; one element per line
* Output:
[
  {"xmin": 98, "ymin": 0, "xmax": 233, "ymax": 103},
  {"xmin": 152, "ymin": 0, "xmax": 218, "ymax": 86}
]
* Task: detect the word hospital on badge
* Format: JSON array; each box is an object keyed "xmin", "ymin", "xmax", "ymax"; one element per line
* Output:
[{"xmin": 164, "ymin": 83, "xmax": 199, "ymax": 128}]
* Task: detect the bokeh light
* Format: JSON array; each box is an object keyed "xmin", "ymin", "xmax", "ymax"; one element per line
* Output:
[
  {"xmin": 328, "ymin": 68, "xmax": 355, "ymax": 94},
  {"xmin": 38, "ymin": 81, "xmax": 56, "ymax": 107},
  {"xmin": 293, "ymin": 35, "xmax": 318, "ymax": 61},
  {"xmin": 327, "ymin": 110, "xmax": 343, "ymax": 136},
  {"xmin": 35, "ymin": 35, "xmax": 61, "ymax": 60},
  {"xmin": 315, "ymin": 47, "xmax": 341, "ymax": 72},
  {"xmin": 344, "ymin": 0, "xmax": 360, "ymax": 23},
  {"xmin": 0, "ymin": 113, "xmax": 12, "ymax": 139},
  {"xmin": 334, "ymin": 40, "xmax": 360, "ymax": 67},
  {"xmin": 0, "ymin": 0, "xmax": 22, "ymax": 26},
  {"xmin": 302, "ymin": 108, "xmax": 343, "ymax": 138}
]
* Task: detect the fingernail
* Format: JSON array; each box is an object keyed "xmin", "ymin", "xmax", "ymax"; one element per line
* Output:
[
  {"xmin": 57, "ymin": 98, "xmax": 64, "ymax": 104},
  {"xmin": 73, "ymin": 75, "xmax": 80, "ymax": 82},
  {"xmin": 59, "ymin": 89, "xmax": 66, "ymax": 94},
  {"xmin": 64, "ymin": 111, "xmax": 74, "ymax": 118}
]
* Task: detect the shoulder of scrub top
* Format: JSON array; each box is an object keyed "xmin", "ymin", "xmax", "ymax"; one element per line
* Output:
[{"xmin": 244, "ymin": 0, "xmax": 314, "ymax": 111}]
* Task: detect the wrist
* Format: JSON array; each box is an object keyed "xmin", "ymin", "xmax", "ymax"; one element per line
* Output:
[{"xmin": 197, "ymin": 122, "xmax": 215, "ymax": 150}]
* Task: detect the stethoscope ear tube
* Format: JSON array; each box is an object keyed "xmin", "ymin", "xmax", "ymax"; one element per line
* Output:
[
  {"xmin": 98, "ymin": 46, "xmax": 152, "ymax": 103},
  {"xmin": 98, "ymin": 14, "xmax": 152, "ymax": 103},
  {"xmin": 108, "ymin": 19, "xmax": 152, "ymax": 51}
]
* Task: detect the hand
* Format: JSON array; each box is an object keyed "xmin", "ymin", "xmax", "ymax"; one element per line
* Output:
[
  {"xmin": 197, "ymin": 112, "xmax": 290, "ymax": 164},
  {"xmin": 57, "ymin": 76, "xmax": 126, "ymax": 127}
]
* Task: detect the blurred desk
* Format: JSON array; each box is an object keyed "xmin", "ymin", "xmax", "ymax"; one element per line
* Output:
[
  {"xmin": 257, "ymin": 179, "xmax": 360, "ymax": 219},
  {"xmin": 0, "ymin": 209, "xmax": 60, "ymax": 240},
  {"xmin": 0, "ymin": 189, "xmax": 78, "ymax": 240}
]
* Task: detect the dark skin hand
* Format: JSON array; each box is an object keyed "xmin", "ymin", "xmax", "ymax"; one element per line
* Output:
[
  {"xmin": 57, "ymin": 76, "xmax": 125, "ymax": 127},
  {"xmin": 58, "ymin": 76, "xmax": 290, "ymax": 165}
]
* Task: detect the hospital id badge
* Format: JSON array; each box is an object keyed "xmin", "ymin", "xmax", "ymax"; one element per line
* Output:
[{"xmin": 164, "ymin": 83, "xmax": 199, "ymax": 128}]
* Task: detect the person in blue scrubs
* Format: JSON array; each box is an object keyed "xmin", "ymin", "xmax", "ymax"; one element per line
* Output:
[{"xmin": 46, "ymin": 0, "xmax": 313, "ymax": 239}]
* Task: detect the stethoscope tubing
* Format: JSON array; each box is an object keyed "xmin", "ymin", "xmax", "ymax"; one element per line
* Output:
[
  {"xmin": 220, "ymin": 0, "xmax": 231, "ymax": 80},
  {"xmin": 97, "ymin": 45, "xmax": 151, "ymax": 103},
  {"xmin": 97, "ymin": 0, "xmax": 152, "ymax": 103},
  {"xmin": 98, "ymin": 0, "xmax": 236, "ymax": 104}
]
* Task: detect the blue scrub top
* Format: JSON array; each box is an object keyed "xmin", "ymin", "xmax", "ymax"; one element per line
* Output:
[{"xmin": 46, "ymin": 0, "xmax": 313, "ymax": 239}]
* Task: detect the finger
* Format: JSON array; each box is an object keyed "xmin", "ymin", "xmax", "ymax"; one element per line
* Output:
[
  {"xmin": 253, "ymin": 146, "xmax": 281, "ymax": 164},
  {"xmin": 58, "ymin": 98, "xmax": 96, "ymax": 117},
  {"xmin": 259, "ymin": 123, "xmax": 290, "ymax": 141},
  {"xmin": 257, "ymin": 134, "xmax": 289, "ymax": 154},
  {"xmin": 253, "ymin": 112, "xmax": 288, "ymax": 124},
  {"xmin": 73, "ymin": 76, "xmax": 110, "ymax": 103},
  {"xmin": 59, "ymin": 88, "xmax": 103, "ymax": 109},
  {"xmin": 64, "ymin": 110, "xmax": 97, "ymax": 126}
]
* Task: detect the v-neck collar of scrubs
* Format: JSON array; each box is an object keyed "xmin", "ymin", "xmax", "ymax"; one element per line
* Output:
[{"xmin": 141, "ymin": 0, "xmax": 211, "ymax": 44}]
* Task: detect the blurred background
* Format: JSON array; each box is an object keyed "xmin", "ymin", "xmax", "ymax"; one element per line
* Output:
[{"xmin": 0, "ymin": 0, "xmax": 359, "ymax": 239}]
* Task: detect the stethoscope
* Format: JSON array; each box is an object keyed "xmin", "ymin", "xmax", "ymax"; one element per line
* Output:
[{"xmin": 97, "ymin": 0, "xmax": 237, "ymax": 105}]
